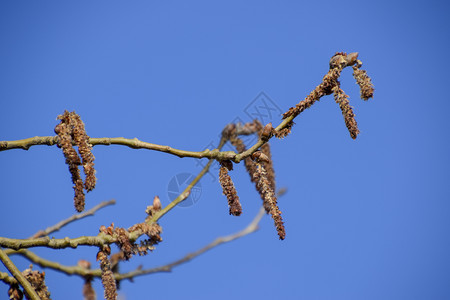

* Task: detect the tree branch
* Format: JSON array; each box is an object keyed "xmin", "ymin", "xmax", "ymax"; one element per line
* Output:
[
  {"xmin": 0, "ymin": 248, "xmax": 40, "ymax": 300},
  {"xmin": 0, "ymin": 235, "xmax": 115, "ymax": 251},
  {"xmin": 0, "ymin": 136, "xmax": 238, "ymax": 161}
]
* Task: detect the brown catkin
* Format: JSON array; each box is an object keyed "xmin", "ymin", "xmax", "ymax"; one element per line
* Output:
[
  {"xmin": 98, "ymin": 248, "xmax": 117, "ymax": 300},
  {"xmin": 82, "ymin": 279, "xmax": 96, "ymax": 300},
  {"xmin": 228, "ymin": 123, "xmax": 259, "ymax": 186},
  {"xmin": 253, "ymin": 163, "xmax": 285, "ymax": 240},
  {"xmin": 73, "ymin": 176, "xmax": 86, "ymax": 212},
  {"xmin": 71, "ymin": 114, "xmax": 96, "ymax": 191},
  {"xmin": 353, "ymin": 64, "xmax": 374, "ymax": 100},
  {"xmin": 261, "ymin": 143, "xmax": 276, "ymax": 192},
  {"xmin": 219, "ymin": 163, "xmax": 242, "ymax": 216},
  {"xmin": 78, "ymin": 260, "xmax": 96, "ymax": 300},
  {"xmin": 332, "ymin": 85, "xmax": 360, "ymax": 139}
]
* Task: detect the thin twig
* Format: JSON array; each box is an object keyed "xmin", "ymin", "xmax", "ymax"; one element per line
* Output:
[
  {"xmin": 31, "ymin": 200, "xmax": 116, "ymax": 238},
  {"xmin": 0, "ymin": 247, "xmax": 40, "ymax": 300}
]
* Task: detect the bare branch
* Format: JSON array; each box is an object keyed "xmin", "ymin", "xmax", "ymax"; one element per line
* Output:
[{"xmin": 31, "ymin": 200, "xmax": 116, "ymax": 239}]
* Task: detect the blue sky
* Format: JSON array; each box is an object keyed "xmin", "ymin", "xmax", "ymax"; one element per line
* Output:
[{"xmin": 1, "ymin": 1, "xmax": 449, "ymax": 299}]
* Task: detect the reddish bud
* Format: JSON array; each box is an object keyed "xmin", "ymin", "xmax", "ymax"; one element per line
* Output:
[
  {"xmin": 96, "ymin": 251, "xmax": 106, "ymax": 261},
  {"xmin": 78, "ymin": 259, "xmax": 91, "ymax": 269},
  {"xmin": 102, "ymin": 245, "xmax": 111, "ymax": 256},
  {"xmin": 105, "ymin": 223, "xmax": 114, "ymax": 235},
  {"xmin": 153, "ymin": 196, "xmax": 162, "ymax": 211},
  {"xmin": 261, "ymin": 123, "xmax": 273, "ymax": 141},
  {"xmin": 345, "ymin": 52, "xmax": 359, "ymax": 66},
  {"xmin": 220, "ymin": 160, "xmax": 233, "ymax": 171},
  {"xmin": 99, "ymin": 225, "xmax": 107, "ymax": 234},
  {"xmin": 54, "ymin": 123, "xmax": 62, "ymax": 135},
  {"xmin": 252, "ymin": 151, "xmax": 270, "ymax": 163}
]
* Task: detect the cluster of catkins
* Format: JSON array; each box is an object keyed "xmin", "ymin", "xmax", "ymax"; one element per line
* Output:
[
  {"xmin": 54, "ymin": 110, "xmax": 97, "ymax": 212},
  {"xmin": 220, "ymin": 120, "xmax": 286, "ymax": 240},
  {"xmin": 219, "ymin": 52, "xmax": 374, "ymax": 240},
  {"xmin": 278, "ymin": 52, "xmax": 374, "ymax": 139}
]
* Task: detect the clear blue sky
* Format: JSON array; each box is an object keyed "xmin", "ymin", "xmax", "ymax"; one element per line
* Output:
[{"xmin": 1, "ymin": 1, "xmax": 449, "ymax": 299}]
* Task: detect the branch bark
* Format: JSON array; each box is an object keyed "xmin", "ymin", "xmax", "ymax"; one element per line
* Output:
[{"xmin": 0, "ymin": 248, "xmax": 40, "ymax": 300}]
